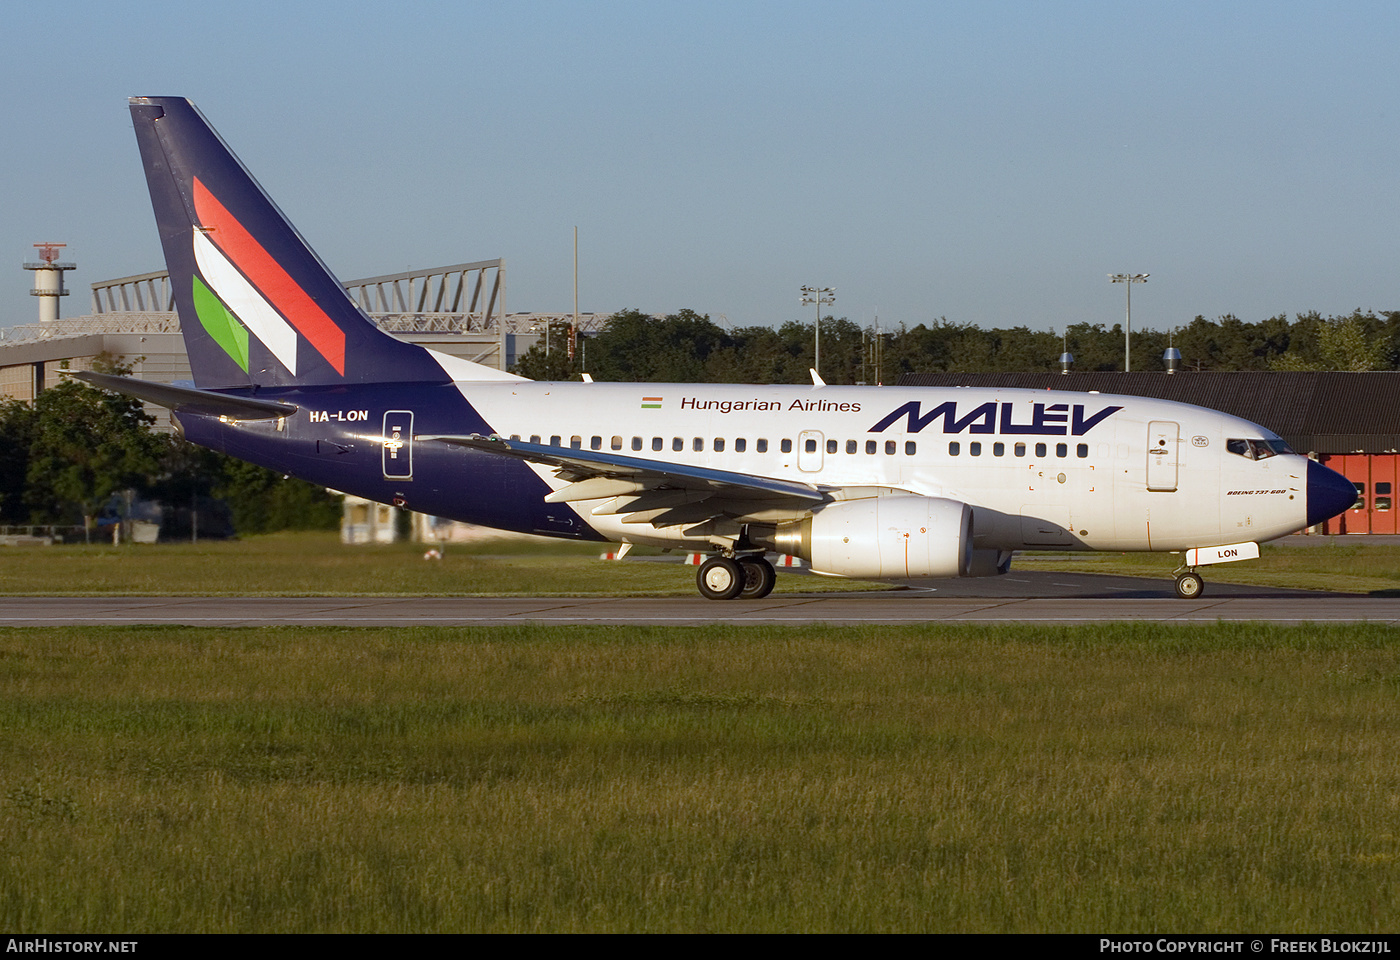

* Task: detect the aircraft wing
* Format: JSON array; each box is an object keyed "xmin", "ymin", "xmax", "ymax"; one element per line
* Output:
[
  {"xmin": 73, "ymin": 372, "xmax": 298, "ymax": 420},
  {"xmin": 421, "ymin": 433, "xmax": 831, "ymax": 529}
]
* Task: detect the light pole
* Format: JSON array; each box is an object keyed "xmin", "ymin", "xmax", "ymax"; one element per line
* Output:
[
  {"xmin": 800, "ymin": 285, "xmax": 835, "ymax": 378},
  {"xmin": 1108, "ymin": 273, "xmax": 1149, "ymax": 372}
]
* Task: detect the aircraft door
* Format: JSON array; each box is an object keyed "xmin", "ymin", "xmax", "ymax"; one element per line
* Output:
[
  {"xmin": 383, "ymin": 410, "xmax": 414, "ymax": 480},
  {"xmin": 798, "ymin": 430, "xmax": 824, "ymax": 472},
  {"xmin": 1147, "ymin": 420, "xmax": 1179, "ymax": 492}
]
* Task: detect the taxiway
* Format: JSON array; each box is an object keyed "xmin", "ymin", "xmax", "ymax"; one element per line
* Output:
[{"xmin": 5, "ymin": 571, "xmax": 1395, "ymax": 626}]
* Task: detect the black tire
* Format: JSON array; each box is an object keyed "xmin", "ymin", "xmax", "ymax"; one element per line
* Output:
[
  {"xmin": 1174, "ymin": 572, "xmax": 1205, "ymax": 599},
  {"xmin": 697, "ymin": 557, "xmax": 745, "ymax": 600},
  {"xmin": 738, "ymin": 556, "xmax": 777, "ymax": 599}
]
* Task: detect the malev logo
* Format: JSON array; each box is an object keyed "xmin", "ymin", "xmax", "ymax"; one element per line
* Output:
[
  {"xmin": 188, "ymin": 177, "xmax": 347, "ymax": 377},
  {"xmin": 869, "ymin": 400, "xmax": 1123, "ymax": 437}
]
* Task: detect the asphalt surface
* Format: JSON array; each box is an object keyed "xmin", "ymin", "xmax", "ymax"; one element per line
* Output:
[{"xmin": 3, "ymin": 570, "xmax": 1395, "ymax": 625}]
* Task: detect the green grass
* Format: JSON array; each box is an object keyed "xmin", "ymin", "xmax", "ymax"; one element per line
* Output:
[
  {"xmin": 1, "ymin": 531, "xmax": 1397, "ymax": 596},
  {"xmin": 3, "ymin": 622, "xmax": 1400, "ymax": 932},
  {"xmin": 0, "ymin": 532, "xmax": 883, "ymax": 597},
  {"xmin": 1027, "ymin": 540, "xmax": 1400, "ymax": 595}
]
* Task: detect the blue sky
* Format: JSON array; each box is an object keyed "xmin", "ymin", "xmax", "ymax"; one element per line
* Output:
[{"xmin": 4, "ymin": 0, "xmax": 1397, "ymax": 339}]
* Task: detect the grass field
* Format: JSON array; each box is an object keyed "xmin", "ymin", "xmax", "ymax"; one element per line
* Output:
[
  {"xmin": 3, "ymin": 536, "xmax": 1398, "ymax": 931},
  {"xmin": 2, "ymin": 621, "xmax": 1398, "ymax": 932},
  {"xmin": 1, "ymin": 530, "xmax": 1399, "ymax": 596},
  {"xmin": 0, "ymin": 532, "xmax": 883, "ymax": 597}
]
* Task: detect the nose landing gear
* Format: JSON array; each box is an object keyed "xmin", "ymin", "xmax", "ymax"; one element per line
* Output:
[{"xmin": 1173, "ymin": 568, "xmax": 1205, "ymax": 599}]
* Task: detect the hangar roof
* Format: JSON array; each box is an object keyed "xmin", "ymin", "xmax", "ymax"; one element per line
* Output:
[{"xmin": 896, "ymin": 371, "xmax": 1400, "ymax": 455}]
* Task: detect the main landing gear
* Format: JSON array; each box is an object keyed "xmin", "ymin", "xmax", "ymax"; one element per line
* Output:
[{"xmin": 696, "ymin": 555, "xmax": 777, "ymax": 601}]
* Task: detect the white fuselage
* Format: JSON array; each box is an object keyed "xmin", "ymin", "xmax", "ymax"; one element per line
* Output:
[{"xmin": 460, "ymin": 381, "xmax": 1310, "ymax": 553}]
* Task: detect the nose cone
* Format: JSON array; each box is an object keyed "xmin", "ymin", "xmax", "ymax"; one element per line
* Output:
[{"xmin": 1307, "ymin": 460, "xmax": 1357, "ymax": 527}]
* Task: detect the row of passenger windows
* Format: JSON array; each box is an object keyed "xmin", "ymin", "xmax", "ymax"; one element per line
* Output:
[
  {"xmin": 516, "ymin": 435, "xmax": 920, "ymax": 455},
  {"xmin": 509, "ymin": 436, "xmax": 1142, "ymax": 462},
  {"xmin": 512, "ymin": 434, "xmax": 1100, "ymax": 461},
  {"xmin": 950, "ymin": 441, "xmax": 1090, "ymax": 459}
]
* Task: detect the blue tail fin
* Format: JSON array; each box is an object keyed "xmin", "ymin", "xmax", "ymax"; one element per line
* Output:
[{"xmin": 129, "ymin": 97, "xmax": 461, "ymax": 390}]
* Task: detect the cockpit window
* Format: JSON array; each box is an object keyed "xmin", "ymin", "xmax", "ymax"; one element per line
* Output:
[{"xmin": 1226, "ymin": 438, "xmax": 1294, "ymax": 460}]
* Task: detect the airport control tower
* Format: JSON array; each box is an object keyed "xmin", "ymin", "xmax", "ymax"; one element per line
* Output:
[{"xmin": 24, "ymin": 242, "xmax": 75, "ymax": 322}]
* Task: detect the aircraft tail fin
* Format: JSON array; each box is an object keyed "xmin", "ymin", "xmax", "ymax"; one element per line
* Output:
[{"xmin": 128, "ymin": 97, "xmax": 518, "ymax": 389}]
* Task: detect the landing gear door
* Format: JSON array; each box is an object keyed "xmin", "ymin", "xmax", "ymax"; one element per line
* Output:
[
  {"xmin": 1147, "ymin": 420, "xmax": 1178, "ymax": 492},
  {"xmin": 383, "ymin": 410, "xmax": 414, "ymax": 480}
]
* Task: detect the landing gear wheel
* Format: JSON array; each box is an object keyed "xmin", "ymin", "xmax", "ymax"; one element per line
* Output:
[
  {"xmin": 738, "ymin": 556, "xmax": 777, "ymax": 600},
  {"xmin": 697, "ymin": 557, "xmax": 745, "ymax": 600},
  {"xmin": 1174, "ymin": 572, "xmax": 1205, "ymax": 599}
]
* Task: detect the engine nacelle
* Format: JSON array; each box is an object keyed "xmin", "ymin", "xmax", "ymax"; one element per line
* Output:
[{"xmin": 773, "ymin": 496, "xmax": 973, "ymax": 579}]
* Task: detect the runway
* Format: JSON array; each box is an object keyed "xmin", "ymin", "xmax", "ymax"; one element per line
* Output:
[{"xmin": 4, "ymin": 572, "xmax": 1397, "ymax": 625}]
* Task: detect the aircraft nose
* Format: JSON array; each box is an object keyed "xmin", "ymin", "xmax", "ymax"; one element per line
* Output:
[{"xmin": 1306, "ymin": 459, "xmax": 1357, "ymax": 527}]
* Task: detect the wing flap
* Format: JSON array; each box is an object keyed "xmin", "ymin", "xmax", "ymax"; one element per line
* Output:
[{"xmin": 421, "ymin": 433, "xmax": 830, "ymax": 527}]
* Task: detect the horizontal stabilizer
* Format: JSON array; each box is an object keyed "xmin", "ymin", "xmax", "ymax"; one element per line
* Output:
[{"xmin": 73, "ymin": 371, "xmax": 297, "ymax": 420}]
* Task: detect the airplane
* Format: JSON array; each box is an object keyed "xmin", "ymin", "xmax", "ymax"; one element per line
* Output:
[{"xmin": 78, "ymin": 97, "xmax": 1358, "ymax": 601}]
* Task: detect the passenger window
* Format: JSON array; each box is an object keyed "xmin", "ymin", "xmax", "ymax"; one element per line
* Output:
[
  {"xmin": 1378, "ymin": 482, "xmax": 1393, "ymax": 495},
  {"xmin": 781, "ymin": 439, "xmax": 792, "ymax": 453},
  {"xmin": 631, "ymin": 437, "xmax": 642, "ymax": 451},
  {"xmin": 846, "ymin": 440, "xmax": 857, "ymax": 454},
  {"xmin": 757, "ymin": 439, "xmax": 768, "ymax": 453},
  {"xmin": 885, "ymin": 441, "xmax": 896, "ymax": 455},
  {"xmin": 1378, "ymin": 497, "xmax": 1393, "ymax": 512},
  {"xmin": 993, "ymin": 442, "xmax": 1004, "ymax": 457},
  {"xmin": 570, "ymin": 436, "xmax": 581, "ymax": 449},
  {"xmin": 806, "ymin": 439, "xmax": 818, "ymax": 454},
  {"xmin": 693, "ymin": 438, "xmax": 704, "ymax": 452},
  {"xmin": 510, "ymin": 434, "xmax": 520, "ymax": 440},
  {"xmin": 1035, "ymin": 443, "xmax": 1047, "ymax": 458},
  {"xmin": 970, "ymin": 442, "xmax": 982, "ymax": 456},
  {"xmin": 610, "ymin": 436, "xmax": 622, "ymax": 450},
  {"xmin": 735, "ymin": 438, "xmax": 747, "ymax": 452},
  {"xmin": 591, "ymin": 436, "xmax": 602, "ymax": 450},
  {"xmin": 551, "ymin": 435, "xmax": 561, "ymax": 447},
  {"xmin": 530, "ymin": 435, "xmax": 541, "ymax": 444},
  {"xmin": 949, "ymin": 442, "xmax": 961, "ymax": 456},
  {"xmin": 653, "ymin": 437, "xmax": 663, "ymax": 451},
  {"xmin": 673, "ymin": 438, "xmax": 683, "ymax": 452},
  {"xmin": 1056, "ymin": 443, "xmax": 1067, "ymax": 458},
  {"xmin": 1015, "ymin": 443, "xmax": 1026, "ymax": 457},
  {"xmin": 1077, "ymin": 444, "xmax": 1088, "ymax": 458},
  {"xmin": 866, "ymin": 440, "xmax": 877, "ymax": 455},
  {"xmin": 826, "ymin": 439, "xmax": 838, "ymax": 454},
  {"xmin": 905, "ymin": 441, "xmax": 917, "ymax": 455},
  {"xmin": 714, "ymin": 438, "xmax": 725, "ymax": 452}
]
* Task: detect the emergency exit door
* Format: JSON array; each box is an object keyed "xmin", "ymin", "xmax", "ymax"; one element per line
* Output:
[{"xmin": 383, "ymin": 411, "xmax": 414, "ymax": 480}]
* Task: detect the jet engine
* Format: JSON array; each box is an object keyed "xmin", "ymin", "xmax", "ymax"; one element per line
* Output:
[{"xmin": 771, "ymin": 496, "xmax": 974, "ymax": 579}]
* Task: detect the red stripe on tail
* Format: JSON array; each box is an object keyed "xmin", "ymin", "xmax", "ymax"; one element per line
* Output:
[{"xmin": 193, "ymin": 178, "xmax": 346, "ymax": 375}]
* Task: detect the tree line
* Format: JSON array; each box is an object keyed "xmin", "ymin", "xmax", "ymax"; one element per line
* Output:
[
  {"xmin": 513, "ymin": 308, "xmax": 1400, "ymax": 383},
  {"xmin": 0, "ymin": 356, "xmax": 339, "ymax": 536}
]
